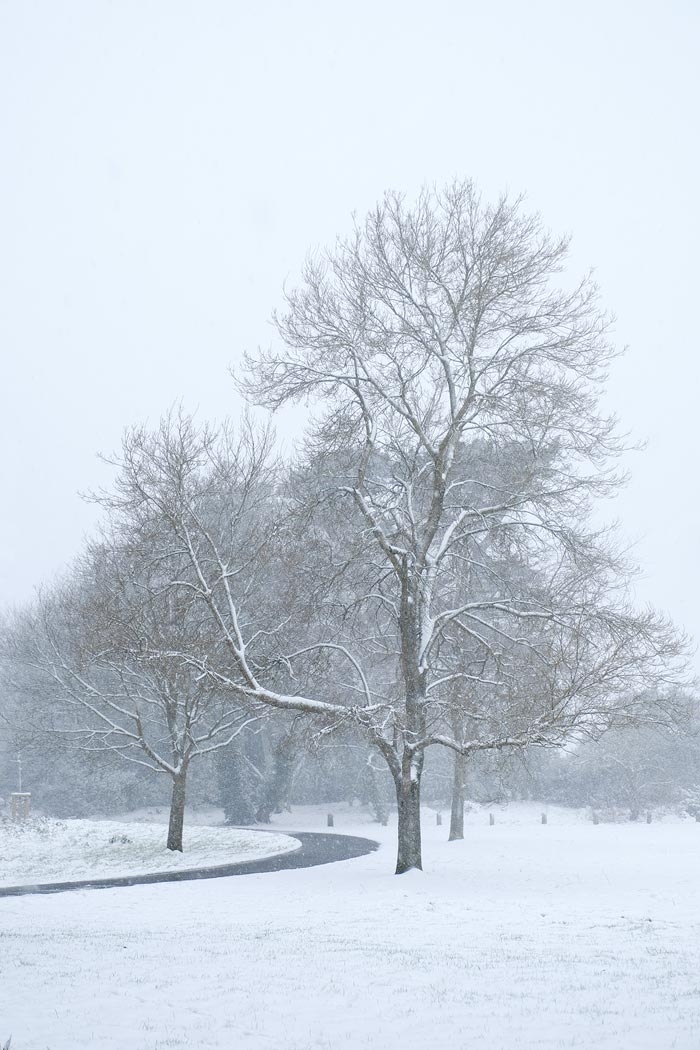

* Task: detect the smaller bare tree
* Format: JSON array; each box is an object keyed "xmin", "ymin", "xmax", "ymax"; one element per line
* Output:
[{"xmin": 8, "ymin": 533, "xmax": 260, "ymax": 851}]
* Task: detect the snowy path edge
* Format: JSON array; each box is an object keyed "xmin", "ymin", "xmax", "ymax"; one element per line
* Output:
[{"xmin": 0, "ymin": 831, "xmax": 380, "ymax": 897}]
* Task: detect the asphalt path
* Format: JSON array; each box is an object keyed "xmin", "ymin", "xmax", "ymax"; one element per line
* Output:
[{"xmin": 0, "ymin": 831, "xmax": 380, "ymax": 898}]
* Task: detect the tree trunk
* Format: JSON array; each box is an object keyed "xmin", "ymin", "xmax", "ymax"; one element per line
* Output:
[
  {"xmin": 167, "ymin": 767, "xmax": 188, "ymax": 851},
  {"xmin": 395, "ymin": 774, "xmax": 422, "ymax": 874},
  {"xmin": 449, "ymin": 750, "xmax": 467, "ymax": 841},
  {"xmin": 256, "ymin": 729, "xmax": 300, "ymax": 821},
  {"xmin": 395, "ymin": 575, "xmax": 427, "ymax": 873},
  {"xmin": 217, "ymin": 743, "xmax": 258, "ymax": 825},
  {"xmin": 365, "ymin": 762, "xmax": 389, "ymax": 825}
]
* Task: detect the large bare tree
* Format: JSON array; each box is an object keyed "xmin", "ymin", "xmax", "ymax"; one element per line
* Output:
[
  {"xmin": 236, "ymin": 182, "xmax": 687, "ymax": 869},
  {"xmin": 18, "ymin": 184, "xmax": 686, "ymax": 873}
]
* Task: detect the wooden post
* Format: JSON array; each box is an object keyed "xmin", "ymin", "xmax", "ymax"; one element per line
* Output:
[
  {"xmin": 327, "ymin": 813, "xmax": 334, "ymax": 827},
  {"xmin": 436, "ymin": 812, "xmax": 442, "ymax": 826},
  {"xmin": 541, "ymin": 813, "xmax": 547, "ymax": 825},
  {"xmin": 489, "ymin": 812, "xmax": 495, "ymax": 826}
]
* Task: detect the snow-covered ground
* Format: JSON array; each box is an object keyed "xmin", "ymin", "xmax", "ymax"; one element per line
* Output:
[
  {"xmin": 2, "ymin": 802, "xmax": 700, "ymax": 1049},
  {"xmin": 0, "ymin": 817, "xmax": 300, "ymax": 886}
]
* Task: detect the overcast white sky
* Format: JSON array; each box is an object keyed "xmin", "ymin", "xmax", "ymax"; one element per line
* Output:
[{"xmin": 1, "ymin": 1, "xmax": 698, "ymax": 657}]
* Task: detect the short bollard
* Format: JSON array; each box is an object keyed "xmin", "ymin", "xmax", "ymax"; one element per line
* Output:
[
  {"xmin": 327, "ymin": 813, "xmax": 334, "ymax": 827},
  {"xmin": 489, "ymin": 813, "xmax": 495, "ymax": 826},
  {"xmin": 541, "ymin": 813, "xmax": 547, "ymax": 825}
]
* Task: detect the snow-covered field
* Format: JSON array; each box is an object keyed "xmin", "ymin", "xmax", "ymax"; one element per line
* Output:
[
  {"xmin": 2, "ymin": 803, "xmax": 700, "ymax": 1049},
  {"xmin": 0, "ymin": 817, "xmax": 300, "ymax": 886}
]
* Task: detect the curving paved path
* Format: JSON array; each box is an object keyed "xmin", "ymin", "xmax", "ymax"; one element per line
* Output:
[{"xmin": 0, "ymin": 831, "xmax": 380, "ymax": 898}]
